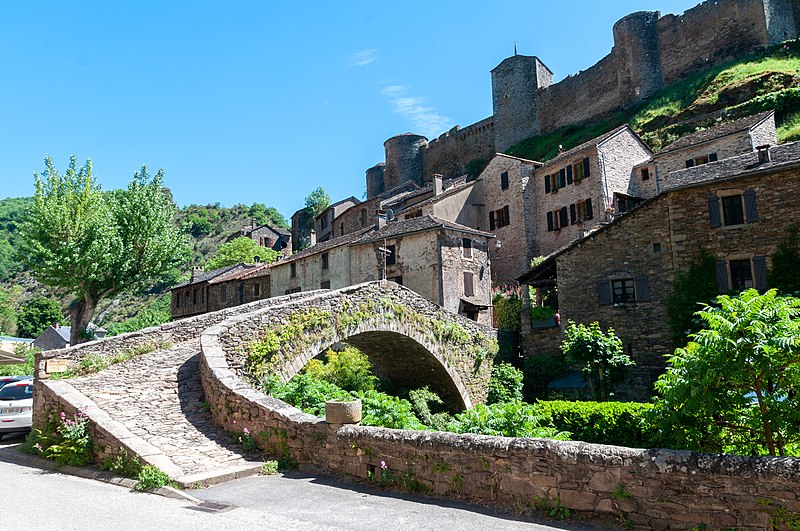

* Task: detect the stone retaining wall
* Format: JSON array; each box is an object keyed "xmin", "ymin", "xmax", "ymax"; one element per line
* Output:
[{"xmin": 199, "ymin": 299, "xmax": 800, "ymax": 530}]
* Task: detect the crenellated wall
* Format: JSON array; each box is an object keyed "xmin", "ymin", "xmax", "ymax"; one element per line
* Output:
[{"xmin": 422, "ymin": 117, "xmax": 496, "ymax": 181}]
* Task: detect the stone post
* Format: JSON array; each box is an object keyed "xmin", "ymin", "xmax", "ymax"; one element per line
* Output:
[{"xmin": 325, "ymin": 399, "xmax": 362, "ymax": 427}]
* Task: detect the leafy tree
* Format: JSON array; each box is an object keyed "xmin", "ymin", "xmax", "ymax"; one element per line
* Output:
[
  {"xmin": 769, "ymin": 224, "xmax": 800, "ymax": 295},
  {"xmin": 16, "ymin": 297, "xmax": 63, "ymax": 338},
  {"xmin": 447, "ymin": 402, "xmax": 569, "ymax": 439},
  {"xmin": 296, "ymin": 187, "xmax": 331, "ymax": 250},
  {"xmin": 303, "ymin": 346, "xmax": 378, "ymax": 392},
  {"xmin": 666, "ymin": 251, "xmax": 719, "ymax": 345},
  {"xmin": 487, "ymin": 362, "xmax": 524, "ymax": 404},
  {"xmin": 204, "ymin": 236, "xmax": 279, "ymax": 271},
  {"xmin": 19, "ymin": 156, "xmax": 188, "ymax": 345},
  {"xmin": 249, "ymin": 203, "xmax": 289, "ymax": 229},
  {"xmin": 106, "ymin": 294, "xmax": 171, "ymax": 336},
  {"xmin": 652, "ymin": 289, "xmax": 800, "ymax": 456},
  {"xmin": 561, "ymin": 321, "xmax": 634, "ymax": 401}
]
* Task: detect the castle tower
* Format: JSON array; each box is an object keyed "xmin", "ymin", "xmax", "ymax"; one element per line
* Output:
[
  {"xmin": 491, "ymin": 55, "xmax": 553, "ymax": 152},
  {"xmin": 365, "ymin": 163, "xmax": 386, "ymax": 199},
  {"xmin": 612, "ymin": 11, "xmax": 663, "ymax": 105},
  {"xmin": 383, "ymin": 133, "xmax": 428, "ymax": 191}
]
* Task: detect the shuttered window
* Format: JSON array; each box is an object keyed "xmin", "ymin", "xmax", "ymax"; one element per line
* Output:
[
  {"xmin": 570, "ymin": 203, "xmax": 577, "ymax": 225},
  {"xmin": 585, "ymin": 198, "xmax": 593, "ymax": 220},
  {"xmin": 743, "ymin": 189, "xmax": 758, "ymax": 222},
  {"xmin": 709, "ymin": 153, "xmax": 718, "ymax": 162},
  {"xmin": 558, "ymin": 168, "xmax": 566, "ymax": 188},
  {"xmin": 685, "ymin": 159, "xmax": 695, "ymax": 168},
  {"xmin": 501, "ymin": 171, "xmax": 509, "ymax": 190},
  {"xmin": 634, "ymin": 276, "xmax": 651, "ymax": 302},
  {"xmin": 463, "ymin": 272, "xmax": 474, "ymax": 297},
  {"xmin": 722, "ymin": 195, "xmax": 745, "ymax": 226},
  {"xmin": 489, "ymin": 211, "xmax": 496, "ymax": 231},
  {"xmin": 715, "ymin": 260, "xmax": 729, "ymax": 293},
  {"xmin": 220, "ymin": 285, "xmax": 227, "ymax": 302},
  {"xmin": 546, "ymin": 211, "xmax": 554, "ymax": 232},
  {"xmin": 566, "ymin": 165, "xmax": 573, "ymax": 184},
  {"xmin": 544, "ymin": 174, "xmax": 550, "ymax": 194},
  {"xmin": 559, "ymin": 206, "xmax": 568, "ymax": 228},
  {"xmin": 753, "ymin": 255, "xmax": 768, "ymax": 290},
  {"xmin": 597, "ymin": 280, "xmax": 612, "ymax": 305},
  {"xmin": 583, "ymin": 157, "xmax": 590, "ymax": 177},
  {"xmin": 708, "ymin": 196, "xmax": 721, "ymax": 228}
]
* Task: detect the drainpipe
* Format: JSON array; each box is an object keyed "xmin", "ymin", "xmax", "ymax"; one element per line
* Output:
[{"xmin": 436, "ymin": 230, "xmax": 444, "ymax": 306}]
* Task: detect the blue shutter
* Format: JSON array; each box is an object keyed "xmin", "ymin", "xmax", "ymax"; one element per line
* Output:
[
  {"xmin": 753, "ymin": 255, "xmax": 768, "ymax": 290},
  {"xmin": 544, "ymin": 174, "xmax": 550, "ymax": 194},
  {"xmin": 634, "ymin": 276, "xmax": 651, "ymax": 302},
  {"xmin": 715, "ymin": 260, "xmax": 729, "ymax": 293},
  {"xmin": 744, "ymin": 189, "xmax": 758, "ymax": 222},
  {"xmin": 558, "ymin": 168, "xmax": 566, "ymax": 188},
  {"xmin": 708, "ymin": 196, "xmax": 721, "ymax": 228},
  {"xmin": 597, "ymin": 280, "xmax": 612, "ymax": 305},
  {"xmin": 489, "ymin": 211, "xmax": 496, "ymax": 231},
  {"xmin": 570, "ymin": 203, "xmax": 577, "ymax": 225},
  {"xmin": 566, "ymin": 165, "xmax": 573, "ymax": 184},
  {"xmin": 709, "ymin": 153, "xmax": 718, "ymax": 162},
  {"xmin": 685, "ymin": 159, "xmax": 695, "ymax": 168},
  {"xmin": 585, "ymin": 198, "xmax": 593, "ymax": 220},
  {"xmin": 559, "ymin": 206, "xmax": 568, "ymax": 228},
  {"xmin": 583, "ymin": 157, "xmax": 590, "ymax": 177},
  {"xmin": 546, "ymin": 211, "xmax": 553, "ymax": 232}
]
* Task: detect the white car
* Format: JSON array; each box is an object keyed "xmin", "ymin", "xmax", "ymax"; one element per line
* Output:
[{"xmin": 0, "ymin": 380, "xmax": 33, "ymax": 439}]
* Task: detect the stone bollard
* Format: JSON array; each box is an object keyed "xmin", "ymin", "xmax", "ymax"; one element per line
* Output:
[{"xmin": 325, "ymin": 399, "xmax": 362, "ymax": 425}]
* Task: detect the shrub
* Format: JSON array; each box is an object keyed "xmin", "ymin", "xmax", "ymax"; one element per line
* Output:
[
  {"xmin": 529, "ymin": 306, "xmax": 556, "ymax": 321},
  {"xmin": 448, "ymin": 402, "xmax": 570, "ymax": 439},
  {"xmin": 487, "ymin": 362, "xmax": 524, "ymax": 404},
  {"xmin": 354, "ymin": 390, "xmax": 425, "ymax": 430},
  {"xmin": 135, "ymin": 465, "xmax": 170, "ymax": 491},
  {"xmin": 533, "ymin": 400, "xmax": 655, "ymax": 448},
  {"xmin": 261, "ymin": 460, "xmax": 279, "ymax": 475},
  {"xmin": 522, "ymin": 355, "xmax": 570, "ymax": 401},
  {"xmin": 769, "ymin": 224, "xmax": 800, "ymax": 295},
  {"xmin": 100, "ymin": 449, "xmax": 142, "ymax": 478},
  {"xmin": 303, "ymin": 346, "xmax": 378, "ymax": 392},
  {"xmin": 666, "ymin": 251, "xmax": 719, "ymax": 345},
  {"xmin": 492, "ymin": 285, "xmax": 522, "ymax": 330},
  {"xmin": 262, "ymin": 373, "xmax": 350, "ymax": 417},
  {"xmin": 408, "ymin": 387, "xmax": 452, "ymax": 431},
  {"xmin": 26, "ymin": 409, "xmax": 93, "ymax": 466},
  {"xmin": 561, "ymin": 321, "xmax": 633, "ymax": 401}
]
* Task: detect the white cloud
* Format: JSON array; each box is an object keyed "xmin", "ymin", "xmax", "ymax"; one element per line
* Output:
[
  {"xmin": 348, "ymin": 49, "xmax": 378, "ymax": 67},
  {"xmin": 380, "ymin": 85, "xmax": 451, "ymax": 138}
]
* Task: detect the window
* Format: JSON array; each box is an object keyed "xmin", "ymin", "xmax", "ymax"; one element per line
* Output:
[
  {"xmin": 616, "ymin": 195, "xmax": 641, "ymax": 214},
  {"xmin": 320, "ymin": 280, "xmax": 331, "ymax": 289},
  {"xmin": 729, "ymin": 259, "xmax": 753, "ymax": 290},
  {"xmin": 686, "ymin": 153, "xmax": 718, "ymax": 168},
  {"xmin": 192, "ymin": 289, "xmax": 198, "ymax": 305},
  {"xmin": 709, "ymin": 191, "xmax": 758, "ymax": 228},
  {"xmin": 557, "ymin": 169, "xmax": 566, "ymax": 189},
  {"xmin": 597, "ymin": 277, "xmax": 650, "ymax": 305},
  {"xmin": 254, "ymin": 283, "xmax": 260, "ymax": 297},
  {"xmin": 320, "ymin": 214, "xmax": 328, "ymax": 230},
  {"xmin": 573, "ymin": 157, "xmax": 590, "ymax": 182},
  {"xmin": 641, "ymin": 168, "xmax": 650, "ymax": 181},
  {"xmin": 715, "ymin": 256, "xmax": 767, "ymax": 292},
  {"xmin": 462, "ymin": 238, "xmax": 473, "ymax": 259},
  {"xmin": 321, "ymin": 252, "xmax": 329, "ymax": 270},
  {"xmin": 387, "ymin": 275, "xmax": 403, "ymax": 286},
  {"xmin": 490, "ymin": 206, "xmax": 510, "ymax": 230},
  {"xmin": 546, "ymin": 207, "xmax": 568, "ymax": 231},
  {"xmin": 652, "ymin": 243, "xmax": 662, "ymax": 253},
  {"xmin": 500, "ymin": 171, "xmax": 509, "ymax": 190},
  {"xmin": 176, "ymin": 292, "xmax": 182, "ymax": 308},
  {"xmin": 220, "ymin": 285, "xmax": 227, "ymax": 302},
  {"xmin": 290, "ymin": 263, "xmax": 297, "ymax": 278},
  {"xmin": 404, "ymin": 211, "xmax": 422, "ymax": 220},
  {"xmin": 385, "ymin": 244, "xmax": 396, "ymax": 265},
  {"xmin": 285, "ymin": 287, "xmax": 302, "ymax": 295},
  {"xmin": 360, "ymin": 208, "xmax": 367, "ymax": 226},
  {"xmin": 340, "ymin": 224, "xmax": 344, "ymax": 236},
  {"xmin": 463, "ymin": 271, "xmax": 474, "ymax": 297},
  {"xmin": 611, "ymin": 279, "xmax": 635, "ymax": 304},
  {"xmin": 576, "ymin": 198, "xmax": 593, "ymax": 222}
]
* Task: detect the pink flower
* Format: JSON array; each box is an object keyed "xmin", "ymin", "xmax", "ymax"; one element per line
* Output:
[
  {"xmin": 380, "ymin": 460, "xmax": 387, "ymax": 470},
  {"xmin": 243, "ymin": 427, "xmax": 250, "ymax": 435},
  {"xmin": 232, "ymin": 420, "xmax": 237, "ymax": 424}
]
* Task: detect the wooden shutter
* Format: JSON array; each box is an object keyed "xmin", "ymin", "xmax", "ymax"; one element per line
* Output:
[
  {"xmin": 566, "ymin": 165, "xmax": 573, "ymax": 184},
  {"xmin": 744, "ymin": 189, "xmax": 759, "ymax": 222},
  {"xmin": 753, "ymin": 255, "xmax": 768, "ymax": 290},
  {"xmin": 715, "ymin": 260, "xmax": 729, "ymax": 293},
  {"xmin": 559, "ymin": 206, "xmax": 568, "ymax": 228},
  {"xmin": 544, "ymin": 175, "xmax": 550, "ymax": 194},
  {"xmin": 503, "ymin": 205, "xmax": 510, "ymax": 226},
  {"xmin": 501, "ymin": 172, "xmax": 509, "ymax": 190},
  {"xmin": 489, "ymin": 211, "xmax": 496, "ymax": 231},
  {"xmin": 708, "ymin": 196, "xmax": 721, "ymax": 228},
  {"xmin": 547, "ymin": 211, "xmax": 554, "ymax": 232},
  {"xmin": 585, "ymin": 198, "xmax": 593, "ymax": 220},
  {"xmin": 464, "ymin": 272, "xmax": 474, "ymax": 297},
  {"xmin": 709, "ymin": 153, "xmax": 718, "ymax": 162},
  {"xmin": 597, "ymin": 280, "xmax": 612, "ymax": 305},
  {"xmin": 685, "ymin": 159, "xmax": 695, "ymax": 168},
  {"xmin": 570, "ymin": 203, "xmax": 577, "ymax": 225},
  {"xmin": 583, "ymin": 157, "xmax": 590, "ymax": 177},
  {"xmin": 558, "ymin": 168, "xmax": 566, "ymax": 188},
  {"xmin": 634, "ymin": 276, "xmax": 651, "ymax": 302}
]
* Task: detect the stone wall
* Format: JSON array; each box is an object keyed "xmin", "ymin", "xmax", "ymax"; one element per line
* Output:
[
  {"xmin": 422, "ymin": 118, "xmax": 496, "ymax": 181},
  {"xmin": 199, "ymin": 308, "xmax": 800, "ymax": 529}
]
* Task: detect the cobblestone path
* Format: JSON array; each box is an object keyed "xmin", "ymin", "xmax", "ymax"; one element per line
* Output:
[{"xmin": 71, "ymin": 342, "xmax": 258, "ymax": 477}]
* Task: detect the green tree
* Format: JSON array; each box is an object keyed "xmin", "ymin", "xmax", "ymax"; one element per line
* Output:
[
  {"xmin": 0, "ymin": 287, "xmax": 18, "ymax": 335},
  {"xmin": 19, "ymin": 156, "xmax": 188, "ymax": 345},
  {"xmin": 296, "ymin": 187, "xmax": 331, "ymax": 250},
  {"xmin": 666, "ymin": 251, "xmax": 719, "ymax": 345},
  {"xmin": 652, "ymin": 289, "xmax": 800, "ymax": 456},
  {"xmin": 16, "ymin": 297, "xmax": 63, "ymax": 338},
  {"xmin": 303, "ymin": 346, "xmax": 378, "ymax": 392},
  {"xmin": 204, "ymin": 236, "xmax": 279, "ymax": 271},
  {"xmin": 769, "ymin": 224, "xmax": 800, "ymax": 295},
  {"xmin": 486, "ymin": 362, "xmax": 524, "ymax": 404},
  {"xmin": 561, "ymin": 321, "xmax": 634, "ymax": 401}
]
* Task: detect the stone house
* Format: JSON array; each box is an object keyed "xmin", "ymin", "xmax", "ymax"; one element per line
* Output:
[
  {"xmin": 532, "ymin": 125, "xmax": 653, "ymax": 257},
  {"xmin": 33, "ymin": 323, "xmax": 107, "ymax": 351},
  {"xmin": 518, "ymin": 140, "xmax": 800, "ymax": 398},
  {"xmin": 170, "ymin": 263, "xmax": 271, "ymax": 319},
  {"xmin": 314, "ymin": 196, "xmax": 361, "ymax": 242},
  {"xmin": 635, "ymin": 110, "xmax": 777, "ymax": 194},
  {"xmin": 270, "ymin": 215, "xmax": 495, "ymax": 326},
  {"xmin": 227, "ymin": 219, "xmax": 292, "ymax": 256},
  {"xmin": 332, "ymin": 181, "xmax": 424, "ymax": 240}
]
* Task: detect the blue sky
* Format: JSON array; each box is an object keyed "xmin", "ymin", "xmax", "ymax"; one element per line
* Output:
[{"xmin": 0, "ymin": 1, "xmax": 698, "ymax": 220}]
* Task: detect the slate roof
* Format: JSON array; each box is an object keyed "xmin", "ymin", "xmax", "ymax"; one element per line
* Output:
[
  {"xmin": 280, "ymin": 227, "xmax": 373, "ymax": 264},
  {"xmin": 171, "ymin": 263, "xmax": 243, "ymax": 289},
  {"xmin": 539, "ymin": 125, "xmax": 636, "ymax": 168},
  {"xmin": 656, "ymin": 111, "xmax": 774, "ymax": 155},
  {"xmin": 353, "ymin": 215, "xmax": 494, "ymax": 245},
  {"xmin": 665, "ymin": 140, "xmax": 800, "ymax": 191},
  {"xmin": 209, "ymin": 262, "xmax": 272, "ymax": 283}
]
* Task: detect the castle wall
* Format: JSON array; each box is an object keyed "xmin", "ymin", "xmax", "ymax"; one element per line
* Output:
[{"xmin": 421, "ymin": 117, "xmax": 495, "ymax": 181}]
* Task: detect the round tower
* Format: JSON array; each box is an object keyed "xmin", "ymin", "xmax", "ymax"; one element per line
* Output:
[
  {"xmin": 365, "ymin": 162, "xmax": 386, "ymax": 199},
  {"xmin": 612, "ymin": 11, "xmax": 662, "ymax": 103},
  {"xmin": 383, "ymin": 133, "xmax": 428, "ymax": 191}
]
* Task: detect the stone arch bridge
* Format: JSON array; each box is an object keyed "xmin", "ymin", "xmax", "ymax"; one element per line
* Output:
[{"xmin": 32, "ymin": 281, "xmax": 496, "ymax": 486}]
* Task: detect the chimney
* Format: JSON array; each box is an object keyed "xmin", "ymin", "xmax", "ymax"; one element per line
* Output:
[
  {"xmin": 191, "ymin": 266, "xmax": 203, "ymax": 281},
  {"xmin": 433, "ymin": 173, "xmax": 443, "ymax": 196},
  {"xmin": 252, "ymin": 219, "xmax": 259, "ymax": 230},
  {"xmin": 309, "ymin": 229, "xmax": 317, "ymax": 247},
  {"xmin": 376, "ymin": 211, "xmax": 387, "ymax": 230},
  {"xmin": 756, "ymin": 144, "xmax": 771, "ymax": 164}
]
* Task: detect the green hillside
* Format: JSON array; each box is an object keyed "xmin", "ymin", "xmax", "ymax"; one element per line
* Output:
[{"xmin": 508, "ymin": 40, "xmax": 800, "ymax": 162}]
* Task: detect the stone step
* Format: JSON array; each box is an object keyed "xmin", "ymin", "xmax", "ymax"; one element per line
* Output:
[{"xmin": 174, "ymin": 461, "xmax": 265, "ymax": 489}]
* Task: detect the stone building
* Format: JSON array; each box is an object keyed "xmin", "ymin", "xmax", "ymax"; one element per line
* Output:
[
  {"xmin": 634, "ymin": 110, "xmax": 777, "ymax": 194},
  {"xmin": 314, "ymin": 196, "xmax": 361, "ymax": 242},
  {"xmin": 531, "ymin": 125, "xmax": 652, "ymax": 257},
  {"xmin": 171, "ymin": 263, "xmax": 271, "ymax": 319},
  {"xmin": 270, "ymin": 215, "xmax": 495, "ymax": 326},
  {"xmin": 518, "ymin": 140, "xmax": 800, "ymax": 398},
  {"xmin": 227, "ymin": 219, "xmax": 292, "ymax": 256}
]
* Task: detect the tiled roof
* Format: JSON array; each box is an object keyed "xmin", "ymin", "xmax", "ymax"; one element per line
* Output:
[
  {"xmin": 209, "ymin": 262, "xmax": 272, "ymax": 283},
  {"xmin": 656, "ymin": 111, "xmax": 774, "ymax": 155},
  {"xmin": 352, "ymin": 215, "xmax": 494, "ymax": 245},
  {"xmin": 280, "ymin": 227, "xmax": 373, "ymax": 264},
  {"xmin": 171, "ymin": 263, "xmax": 243, "ymax": 289},
  {"xmin": 665, "ymin": 140, "xmax": 800, "ymax": 191},
  {"xmin": 539, "ymin": 125, "xmax": 634, "ymax": 168}
]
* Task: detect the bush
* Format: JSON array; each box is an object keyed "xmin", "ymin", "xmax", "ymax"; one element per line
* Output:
[
  {"xmin": 135, "ymin": 465, "xmax": 170, "ymax": 491},
  {"xmin": 25, "ymin": 409, "xmax": 93, "ymax": 466},
  {"xmin": 492, "ymin": 285, "xmax": 522, "ymax": 330},
  {"xmin": 533, "ymin": 400, "xmax": 655, "ymax": 448},
  {"xmin": 666, "ymin": 251, "xmax": 719, "ymax": 345},
  {"xmin": 561, "ymin": 321, "xmax": 633, "ymax": 401},
  {"xmin": 354, "ymin": 390, "xmax": 425, "ymax": 430},
  {"xmin": 303, "ymin": 346, "xmax": 378, "ymax": 392},
  {"xmin": 487, "ymin": 362, "xmax": 524, "ymax": 404},
  {"xmin": 262, "ymin": 373, "xmax": 350, "ymax": 417},
  {"xmin": 522, "ymin": 355, "xmax": 570, "ymax": 401},
  {"xmin": 448, "ymin": 402, "xmax": 570, "ymax": 439}
]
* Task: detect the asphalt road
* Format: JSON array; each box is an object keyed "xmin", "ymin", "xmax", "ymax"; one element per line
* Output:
[{"xmin": 0, "ymin": 433, "xmax": 604, "ymax": 531}]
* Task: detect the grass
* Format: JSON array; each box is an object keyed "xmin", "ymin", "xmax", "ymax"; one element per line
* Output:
[{"xmin": 508, "ymin": 41, "xmax": 800, "ymax": 160}]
